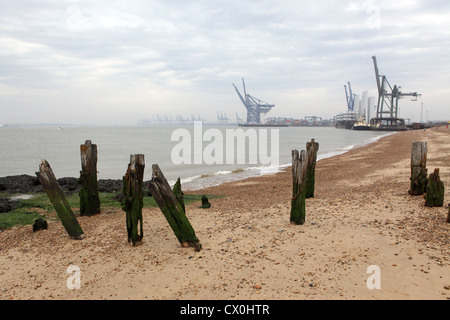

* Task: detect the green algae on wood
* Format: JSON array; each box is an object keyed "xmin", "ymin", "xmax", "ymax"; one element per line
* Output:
[
  {"xmin": 425, "ymin": 168, "xmax": 445, "ymax": 207},
  {"xmin": 305, "ymin": 139, "xmax": 319, "ymax": 199},
  {"xmin": 79, "ymin": 140, "xmax": 100, "ymax": 216},
  {"xmin": 290, "ymin": 149, "xmax": 307, "ymax": 225},
  {"xmin": 148, "ymin": 164, "xmax": 202, "ymax": 251},
  {"xmin": 121, "ymin": 154, "xmax": 145, "ymax": 246},
  {"xmin": 36, "ymin": 160, "xmax": 85, "ymax": 240}
]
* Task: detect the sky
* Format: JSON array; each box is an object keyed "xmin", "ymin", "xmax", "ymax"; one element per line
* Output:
[{"xmin": 1, "ymin": 0, "xmax": 449, "ymax": 125}]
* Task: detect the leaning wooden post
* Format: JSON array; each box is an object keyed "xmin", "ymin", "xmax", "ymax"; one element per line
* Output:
[
  {"xmin": 305, "ymin": 139, "xmax": 319, "ymax": 198},
  {"xmin": 148, "ymin": 164, "xmax": 202, "ymax": 251},
  {"xmin": 79, "ymin": 140, "xmax": 100, "ymax": 216},
  {"xmin": 409, "ymin": 142, "xmax": 428, "ymax": 196},
  {"xmin": 121, "ymin": 154, "xmax": 145, "ymax": 246},
  {"xmin": 36, "ymin": 160, "xmax": 85, "ymax": 240},
  {"xmin": 425, "ymin": 168, "xmax": 445, "ymax": 207},
  {"xmin": 173, "ymin": 177, "xmax": 185, "ymax": 213},
  {"xmin": 290, "ymin": 150, "xmax": 308, "ymax": 225}
]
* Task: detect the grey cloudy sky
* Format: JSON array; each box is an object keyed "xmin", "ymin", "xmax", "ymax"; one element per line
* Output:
[{"xmin": 1, "ymin": 0, "xmax": 449, "ymax": 125}]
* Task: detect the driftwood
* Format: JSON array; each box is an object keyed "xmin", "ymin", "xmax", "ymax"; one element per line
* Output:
[
  {"xmin": 305, "ymin": 139, "xmax": 319, "ymax": 198},
  {"xmin": 148, "ymin": 164, "xmax": 202, "ymax": 251},
  {"xmin": 36, "ymin": 160, "xmax": 85, "ymax": 240},
  {"xmin": 79, "ymin": 140, "xmax": 100, "ymax": 216},
  {"xmin": 409, "ymin": 142, "xmax": 428, "ymax": 195},
  {"xmin": 121, "ymin": 154, "xmax": 145, "ymax": 246},
  {"xmin": 290, "ymin": 150, "xmax": 308, "ymax": 225},
  {"xmin": 425, "ymin": 168, "xmax": 445, "ymax": 207}
]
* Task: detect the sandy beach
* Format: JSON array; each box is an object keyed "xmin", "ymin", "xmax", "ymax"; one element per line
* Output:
[{"xmin": 0, "ymin": 127, "xmax": 449, "ymax": 301}]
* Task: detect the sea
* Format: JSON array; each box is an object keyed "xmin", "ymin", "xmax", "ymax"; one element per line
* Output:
[{"xmin": 0, "ymin": 125, "xmax": 394, "ymax": 191}]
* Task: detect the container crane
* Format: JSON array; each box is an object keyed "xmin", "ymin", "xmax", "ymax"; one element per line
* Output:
[
  {"xmin": 344, "ymin": 82, "xmax": 356, "ymax": 112},
  {"xmin": 233, "ymin": 78, "xmax": 275, "ymax": 124},
  {"xmin": 371, "ymin": 56, "xmax": 421, "ymax": 128}
]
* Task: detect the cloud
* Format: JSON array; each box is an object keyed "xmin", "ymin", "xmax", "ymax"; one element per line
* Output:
[{"xmin": 0, "ymin": 0, "xmax": 449, "ymax": 124}]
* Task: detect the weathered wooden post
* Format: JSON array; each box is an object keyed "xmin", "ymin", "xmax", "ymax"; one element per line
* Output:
[
  {"xmin": 173, "ymin": 177, "xmax": 185, "ymax": 213},
  {"xmin": 409, "ymin": 141, "xmax": 428, "ymax": 195},
  {"xmin": 425, "ymin": 168, "xmax": 445, "ymax": 207},
  {"xmin": 447, "ymin": 204, "xmax": 450, "ymax": 223},
  {"xmin": 305, "ymin": 139, "xmax": 319, "ymax": 198},
  {"xmin": 121, "ymin": 154, "xmax": 145, "ymax": 246},
  {"xmin": 36, "ymin": 160, "xmax": 85, "ymax": 240},
  {"xmin": 148, "ymin": 164, "xmax": 202, "ymax": 251},
  {"xmin": 290, "ymin": 150, "xmax": 308, "ymax": 225},
  {"xmin": 79, "ymin": 140, "xmax": 100, "ymax": 216}
]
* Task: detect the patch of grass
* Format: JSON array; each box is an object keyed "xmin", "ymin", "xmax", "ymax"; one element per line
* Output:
[{"xmin": 0, "ymin": 192, "xmax": 223, "ymax": 230}]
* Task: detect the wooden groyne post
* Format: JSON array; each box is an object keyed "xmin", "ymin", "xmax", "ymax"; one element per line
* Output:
[
  {"xmin": 290, "ymin": 150, "xmax": 307, "ymax": 225},
  {"xmin": 36, "ymin": 160, "xmax": 85, "ymax": 240},
  {"xmin": 121, "ymin": 154, "xmax": 145, "ymax": 246},
  {"xmin": 425, "ymin": 168, "xmax": 445, "ymax": 207},
  {"xmin": 173, "ymin": 177, "xmax": 186, "ymax": 213},
  {"xmin": 409, "ymin": 141, "xmax": 428, "ymax": 196},
  {"xmin": 305, "ymin": 139, "xmax": 319, "ymax": 199},
  {"xmin": 148, "ymin": 164, "xmax": 202, "ymax": 251},
  {"xmin": 447, "ymin": 204, "xmax": 450, "ymax": 223},
  {"xmin": 79, "ymin": 140, "xmax": 100, "ymax": 216}
]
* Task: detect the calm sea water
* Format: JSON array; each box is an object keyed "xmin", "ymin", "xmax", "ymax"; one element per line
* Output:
[{"xmin": 0, "ymin": 125, "xmax": 393, "ymax": 191}]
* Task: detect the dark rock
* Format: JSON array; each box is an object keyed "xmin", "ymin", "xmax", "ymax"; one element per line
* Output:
[
  {"xmin": 0, "ymin": 197, "xmax": 21, "ymax": 213},
  {"xmin": 98, "ymin": 179, "xmax": 123, "ymax": 193},
  {"xmin": 0, "ymin": 175, "xmax": 42, "ymax": 193},
  {"xmin": 200, "ymin": 195, "xmax": 211, "ymax": 209},
  {"xmin": 33, "ymin": 218, "xmax": 48, "ymax": 232},
  {"xmin": 58, "ymin": 177, "xmax": 80, "ymax": 192}
]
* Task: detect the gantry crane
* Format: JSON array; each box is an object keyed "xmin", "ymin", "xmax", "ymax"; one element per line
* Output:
[
  {"xmin": 233, "ymin": 78, "xmax": 275, "ymax": 124},
  {"xmin": 371, "ymin": 56, "xmax": 421, "ymax": 127},
  {"xmin": 344, "ymin": 82, "xmax": 356, "ymax": 112}
]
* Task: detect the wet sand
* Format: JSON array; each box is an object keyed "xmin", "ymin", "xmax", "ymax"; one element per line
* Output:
[{"xmin": 0, "ymin": 127, "xmax": 449, "ymax": 300}]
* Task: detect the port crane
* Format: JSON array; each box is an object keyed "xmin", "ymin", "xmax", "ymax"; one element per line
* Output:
[
  {"xmin": 344, "ymin": 82, "xmax": 356, "ymax": 112},
  {"xmin": 371, "ymin": 56, "xmax": 421, "ymax": 127},
  {"xmin": 233, "ymin": 78, "xmax": 275, "ymax": 124}
]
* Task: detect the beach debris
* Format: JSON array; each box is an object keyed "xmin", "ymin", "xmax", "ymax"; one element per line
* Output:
[
  {"xmin": 200, "ymin": 195, "xmax": 211, "ymax": 209},
  {"xmin": 32, "ymin": 218, "xmax": 48, "ymax": 232},
  {"xmin": 35, "ymin": 160, "xmax": 85, "ymax": 240},
  {"xmin": 78, "ymin": 140, "xmax": 100, "ymax": 216},
  {"xmin": 447, "ymin": 204, "xmax": 450, "ymax": 223},
  {"xmin": 121, "ymin": 154, "xmax": 145, "ymax": 246},
  {"xmin": 305, "ymin": 139, "xmax": 319, "ymax": 198},
  {"xmin": 290, "ymin": 149, "xmax": 307, "ymax": 225},
  {"xmin": 148, "ymin": 164, "xmax": 202, "ymax": 251},
  {"xmin": 409, "ymin": 141, "xmax": 428, "ymax": 196},
  {"xmin": 424, "ymin": 168, "xmax": 445, "ymax": 207}
]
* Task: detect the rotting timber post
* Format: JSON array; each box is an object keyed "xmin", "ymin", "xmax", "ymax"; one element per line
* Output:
[
  {"xmin": 36, "ymin": 160, "xmax": 85, "ymax": 240},
  {"xmin": 425, "ymin": 168, "xmax": 445, "ymax": 207},
  {"xmin": 409, "ymin": 142, "xmax": 428, "ymax": 196},
  {"xmin": 148, "ymin": 164, "xmax": 202, "ymax": 251},
  {"xmin": 121, "ymin": 154, "xmax": 145, "ymax": 246},
  {"xmin": 79, "ymin": 140, "xmax": 100, "ymax": 216},
  {"xmin": 305, "ymin": 139, "xmax": 319, "ymax": 198},
  {"xmin": 290, "ymin": 150, "xmax": 308, "ymax": 225}
]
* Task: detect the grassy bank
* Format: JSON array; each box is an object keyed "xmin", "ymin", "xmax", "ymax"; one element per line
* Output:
[{"xmin": 0, "ymin": 192, "xmax": 221, "ymax": 230}]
